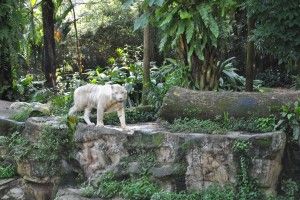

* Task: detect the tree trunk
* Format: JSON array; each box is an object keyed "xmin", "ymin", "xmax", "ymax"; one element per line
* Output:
[
  {"xmin": 245, "ymin": 16, "xmax": 255, "ymax": 92},
  {"xmin": 42, "ymin": 0, "xmax": 56, "ymax": 88},
  {"xmin": 0, "ymin": 46, "xmax": 12, "ymax": 98},
  {"xmin": 190, "ymin": 48, "xmax": 218, "ymax": 91},
  {"xmin": 159, "ymin": 87, "xmax": 300, "ymax": 122},
  {"xmin": 178, "ymin": 35, "xmax": 189, "ymax": 66},
  {"xmin": 68, "ymin": 0, "xmax": 83, "ymax": 73},
  {"xmin": 0, "ymin": 3, "xmax": 13, "ymax": 99},
  {"xmin": 141, "ymin": 23, "xmax": 151, "ymax": 105}
]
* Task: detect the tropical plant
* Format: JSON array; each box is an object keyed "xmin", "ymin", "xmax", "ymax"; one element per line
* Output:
[
  {"xmin": 126, "ymin": 0, "xmax": 238, "ymax": 90},
  {"xmin": 86, "ymin": 46, "xmax": 144, "ymax": 106},
  {"xmin": 0, "ymin": 0, "xmax": 26, "ymax": 100},
  {"xmin": 248, "ymin": 0, "xmax": 300, "ymax": 67}
]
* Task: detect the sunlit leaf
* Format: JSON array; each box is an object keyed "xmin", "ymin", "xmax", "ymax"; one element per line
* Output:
[{"xmin": 134, "ymin": 12, "xmax": 150, "ymax": 31}]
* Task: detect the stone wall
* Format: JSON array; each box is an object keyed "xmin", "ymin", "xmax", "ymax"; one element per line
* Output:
[
  {"xmin": 75, "ymin": 123, "xmax": 286, "ymax": 195},
  {"xmin": 0, "ymin": 116, "xmax": 286, "ymax": 199}
]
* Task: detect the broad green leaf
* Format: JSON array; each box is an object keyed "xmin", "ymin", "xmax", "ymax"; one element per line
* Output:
[
  {"xmin": 179, "ymin": 10, "xmax": 192, "ymax": 19},
  {"xmin": 159, "ymin": 35, "xmax": 168, "ymax": 52},
  {"xmin": 208, "ymin": 15, "xmax": 219, "ymax": 38},
  {"xmin": 176, "ymin": 21, "xmax": 185, "ymax": 35},
  {"xmin": 30, "ymin": 0, "xmax": 37, "ymax": 7},
  {"xmin": 134, "ymin": 12, "xmax": 150, "ymax": 31},
  {"xmin": 195, "ymin": 48, "xmax": 204, "ymax": 61},
  {"xmin": 186, "ymin": 21, "xmax": 194, "ymax": 44},
  {"xmin": 197, "ymin": 4, "xmax": 210, "ymax": 27},
  {"xmin": 159, "ymin": 12, "xmax": 173, "ymax": 27}
]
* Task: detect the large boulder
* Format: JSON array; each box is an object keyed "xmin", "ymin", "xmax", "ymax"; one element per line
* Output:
[{"xmin": 158, "ymin": 87, "xmax": 300, "ymax": 121}]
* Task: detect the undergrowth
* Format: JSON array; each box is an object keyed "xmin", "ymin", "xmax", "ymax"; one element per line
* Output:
[{"xmin": 168, "ymin": 115, "xmax": 276, "ymax": 134}]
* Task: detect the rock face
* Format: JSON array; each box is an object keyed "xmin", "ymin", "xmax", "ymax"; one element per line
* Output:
[
  {"xmin": 74, "ymin": 123, "xmax": 285, "ymax": 195},
  {"xmin": 15, "ymin": 117, "xmax": 68, "ymax": 200},
  {"xmin": 0, "ymin": 178, "xmax": 25, "ymax": 200}
]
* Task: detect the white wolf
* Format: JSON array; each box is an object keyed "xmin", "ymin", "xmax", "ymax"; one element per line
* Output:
[{"xmin": 68, "ymin": 84, "xmax": 127, "ymax": 130}]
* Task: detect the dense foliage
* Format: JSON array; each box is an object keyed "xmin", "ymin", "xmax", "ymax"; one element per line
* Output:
[
  {"xmin": 249, "ymin": 0, "xmax": 300, "ymax": 66},
  {"xmin": 1, "ymin": 0, "xmax": 300, "ymax": 198}
]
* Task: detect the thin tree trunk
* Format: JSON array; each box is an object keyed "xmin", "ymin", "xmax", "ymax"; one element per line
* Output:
[
  {"xmin": 42, "ymin": 0, "xmax": 56, "ymax": 88},
  {"xmin": 29, "ymin": 7, "xmax": 37, "ymax": 68},
  {"xmin": 245, "ymin": 16, "xmax": 255, "ymax": 92},
  {"xmin": 141, "ymin": 23, "xmax": 151, "ymax": 105},
  {"xmin": 179, "ymin": 34, "xmax": 189, "ymax": 66},
  {"xmin": 69, "ymin": 0, "xmax": 83, "ymax": 73}
]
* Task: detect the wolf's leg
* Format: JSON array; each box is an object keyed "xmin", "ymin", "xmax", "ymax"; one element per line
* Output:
[{"xmin": 84, "ymin": 107, "xmax": 94, "ymax": 125}]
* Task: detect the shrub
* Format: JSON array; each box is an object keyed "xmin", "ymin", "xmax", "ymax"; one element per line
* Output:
[
  {"xmin": 120, "ymin": 176, "xmax": 160, "ymax": 200},
  {"xmin": 169, "ymin": 118, "xmax": 226, "ymax": 134},
  {"xmin": 168, "ymin": 116, "xmax": 275, "ymax": 134},
  {"xmin": 104, "ymin": 105, "xmax": 157, "ymax": 125},
  {"xmin": 10, "ymin": 107, "xmax": 46, "ymax": 122},
  {"xmin": 151, "ymin": 191, "xmax": 202, "ymax": 200},
  {"xmin": 0, "ymin": 164, "xmax": 16, "ymax": 179},
  {"xmin": 201, "ymin": 185, "xmax": 235, "ymax": 200},
  {"xmin": 80, "ymin": 183, "xmax": 95, "ymax": 198},
  {"xmin": 95, "ymin": 173, "xmax": 122, "ymax": 198}
]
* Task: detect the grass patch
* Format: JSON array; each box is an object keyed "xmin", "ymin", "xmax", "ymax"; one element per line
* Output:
[
  {"xmin": 169, "ymin": 118, "xmax": 226, "ymax": 134},
  {"xmin": 80, "ymin": 173, "xmax": 160, "ymax": 199},
  {"xmin": 167, "ymin": 116, "xmax": 276, "ymax": 134}
]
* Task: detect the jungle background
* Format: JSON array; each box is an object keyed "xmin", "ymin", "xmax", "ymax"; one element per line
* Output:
[{"xmin": 0, "ymin": 0, "xmax": 300, "ymax": 199}]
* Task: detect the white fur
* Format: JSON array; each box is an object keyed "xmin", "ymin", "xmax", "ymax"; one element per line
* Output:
[{"xmin": 68, "ymin": 84, "xmax": 128, "ymax": 130}]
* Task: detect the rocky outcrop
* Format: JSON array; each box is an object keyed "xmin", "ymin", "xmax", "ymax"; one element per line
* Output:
[
  {"xmin": 15, "ymin": 117, "xmax": 68, "ymax": 200},
  {"xmin": 9, "ymin": 102, "xmax": 50, "ymax": 116},
  {"xmin": 74, "ymin": 123, "xmax": 285, "ymax": 195},
  {"xmin": 0, "ymin": 178, "xmax": 25, "ymax": 200}
]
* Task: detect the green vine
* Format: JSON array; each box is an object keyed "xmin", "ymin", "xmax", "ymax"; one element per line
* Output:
[{"xmin": 233, "ymin": 140, "xmax": 263, "ymax": 200}]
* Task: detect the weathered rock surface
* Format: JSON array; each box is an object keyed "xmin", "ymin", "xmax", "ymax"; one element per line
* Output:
[
  {"xmin": 16, "ymin": 117, "xmax": 68, "ymax": 200},
  {"xmin": 0, "ymin": 178, "xmax": 25, "ymax": 200},
  {"xmin": 9, "ymin": 102, "xmax": 50, "ymax": 115},
  {"xmin": 0, "ymin": 100, "xmax": 24, "ymax": 136},
  {"xmin": 74, "ymin": 123, "xmax": 285, "ymax": 195},
  {"xmin": 55, "ymin": 188, "xmax": 124, "ymax": 200},
  {"xmin": 159, "ymin": 87, "xmax": 300, "ymax": 121}
]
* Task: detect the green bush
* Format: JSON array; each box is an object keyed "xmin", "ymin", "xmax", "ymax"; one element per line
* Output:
[
  {"xmin": 10, "ymin": 107, "xmax": 46, "ymax": 122},
  {"xmin": 104, "ymin": 106, "xmax": 157, "ymax": 125},
  {"xmin": 120, "ymin": 176, "xmax": 160, "ymax": 200},
  {"xmin": 151, "ymin": 191, "xmax": 202, "ymax": 200},
  {"xmin": 169, "ymin": 118, "xmax": 226, "ymax": 134},
  {"xmin": 80, "ymin": 183, "xmax": 95, "ymax": 198},
  {"xmin": 95, "ymin": 173, "xmax": 122, "ymax": 198},
  {"xmin": 50, "ymin": 93, "xmax": 73, "ymax": 116},
  {"xmin": 168, "ymin": 116, "xmax": 276, "ymax": 134},
  {"xmin": 0, "ymin": 164, "xmax": 16, "ymax": 179},
  {"xmin": 31, "ymin": 89, "xmax": 54, "ymax": 103}
]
